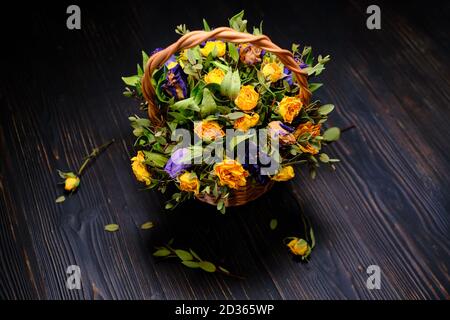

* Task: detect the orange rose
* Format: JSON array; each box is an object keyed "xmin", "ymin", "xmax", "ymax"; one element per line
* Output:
[
  {"xmin": 294, "ymin": 122, "xmax": 321, "ymax": 139},
  {"xmin": 179, "ymin": 172, "xmax": 200, "ymax": 195},
  {"xmin": 278, "ymin": 96, "xmax": 303, "ymax": 123},
  {"xmin": 234, "ymin": 113, "xmax": 259, "ymax": 132},
  {"xmin": 235, "ymin": 85, "xmax": 259, "ymax": 111},
  {"xmin": 214, "ymin": 159, "xmax": 249, "ymax": 189},
  {"xmin": 271, "ymin": 166, "xmax": 295, "ymax": 181},
  {"xmin": 194, "ymin": 121, "xmax": 225, "ymax": 141},
  {"xmin": 262, "ymin": 62, "xmax": 283, "ymax": 82}
]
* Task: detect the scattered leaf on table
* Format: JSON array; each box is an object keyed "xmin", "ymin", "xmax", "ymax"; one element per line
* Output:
[
  {"xmin": 270, "ymin": 219, "xmax": 278, "ymax": 230},
  {"xmin": 55, "ymin": 195, "xmax": 66, "ymax": 203},
  {"xmin": 140, "ymin": 221, "xmax": 154, "ymax": 230},
  {"xmin": 104, "ymin": 224, "xmax": 119, "ymax": 232}
]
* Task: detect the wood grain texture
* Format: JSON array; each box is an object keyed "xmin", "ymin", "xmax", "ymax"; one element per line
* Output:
[{"xmin": 0, "ymin": 0, "xmax": 449, "ymax": 300}]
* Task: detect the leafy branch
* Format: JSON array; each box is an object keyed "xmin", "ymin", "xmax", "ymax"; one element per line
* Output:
[{"xmin": 153, "ymin": 241, "xmax": 244, "ymax": 279}]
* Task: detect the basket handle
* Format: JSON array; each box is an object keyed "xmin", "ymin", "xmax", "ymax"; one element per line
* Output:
[{"xmin": 142, "ymin": 27, "xmax": 311, "ymax": 126}]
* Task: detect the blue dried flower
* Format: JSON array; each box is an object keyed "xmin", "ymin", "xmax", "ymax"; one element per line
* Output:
[
  {"xmin": 164, "ymin": 148, "xmax": 191, "ymax": 178},
  {"xmin": 162, "ymin": 64, "xmax": 188, "ymax": 100},
  {"xmin": 284, "ymin": 59, "xmax": 308, "ymax": 85}
]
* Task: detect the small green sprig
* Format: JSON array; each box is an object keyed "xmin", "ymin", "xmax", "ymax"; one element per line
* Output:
[{"xmin": 153, "ymin": 240, "xmax": 243, "ymax": 279}]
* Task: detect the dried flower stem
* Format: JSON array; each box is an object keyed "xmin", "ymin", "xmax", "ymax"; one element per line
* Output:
[{"xmin": 78, "ymin": 139, "xmax": 115, "ymax": 176}]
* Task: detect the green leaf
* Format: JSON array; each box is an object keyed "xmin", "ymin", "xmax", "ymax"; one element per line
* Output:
[
  {"xmin": 318, "ymin": 104, "xmax": 335, "ymax": 115},
  {"xmin": 323, "ymin": 127, "xmax": 341, "ymax": 142},
  {"xmin": 104, "ymin": 224, "xmax": 119, "ymax": 232},
  {"xmin": 218, "ymin": 266, "xmax": 230, "ymax": 274},
  {"xmin": 142, "ymin": 51, "xmax": 149, "ymax": 69},
  {"xmin": 171, "ymin": 97, "xmax": 200, "ymax": 112},
  {"xmin": 122, "ymin": 75, "xmax": 140, "ymax": 87},
  {"xmin": 319, "ymin": 153, "xmax": 330, "ymax": 163},
  {"xmin": 182, "ymin": 261, "xmax": 200, "ymax": 268},
  {"xmin": 140, "ymin": 221, "xmax": 154, "ymax": 230},
  {"xmin": 55, "ymin": 195, "xmax": 66, "ymax": 203},
  {"xmin": 228, "ymin": 43, "xmax": 239, "ymax": 63},
  {"xmin": 270, "ymin": 219, "xmax": 278, "ymax": 230},
  {"xmin": 153, "ymin": 248, "xmax": 171, "ymax": 257},
  {"xmin": 217, "ymin": 199, "xmax": 224, "ymax": 211},
  {"xmin": 230, "ymin": 70, "xmax": 241, "ymax": 99},
  {"xmin": 211, "ymin": 61, "xmax": 229, "ymax": 71},
  {"xmin": 229, "ymin": 132, "xmax": 254, "ymax": 150},
  {"xmin": 165, "ymin": 202, "xmax": 174, "ymax": 210},
  {"xmin": 142, "ymin": 151, "xmax": 168, "ymax": 168},
  {"xmin": 310, "ymin": 228, "xmax": 316, "ymax": 249},
  {"xmin": 189, "ymin": 249, "xmax": 202, "ymax": 261},
  {"xmin": 187, "ymin": 49, "xmax": 197, "ymax": 65},
  {"xmin": 229, "ymin": 10, "xmax": 247, "ymax": 32},
  {"xmin": 200, "ymin": 88, "xmax": 217, "ymax": 117},
  {"xmin": 309, "ymin": 83, "xmax": 323, "ymax": 93},
  {"xmin": 202, "ymin": 18, "xmax": 210, "ymax": 31},
  {"xmin": 220, "ymin": 70, "xmax": 240, "ymax": 100},
  {"xmin": 224, "ymin": 112, "xmax": 246, "ymax": 120},
  {"xmin": 199, "ymin": 261, "xmax": 216, "ymax": 273},
  {"xmin": 175, "ymin": 249, "xmax": 193, "ymax": 261},
  {"xmin": 137, "ymin": 64, "xmax": 144, "ymax": 76}
]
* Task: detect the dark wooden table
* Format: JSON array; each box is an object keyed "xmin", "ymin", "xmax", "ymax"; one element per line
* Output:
[{"xmin": 0, "ymin": 0, "xmax": 449, "ymax": 300}]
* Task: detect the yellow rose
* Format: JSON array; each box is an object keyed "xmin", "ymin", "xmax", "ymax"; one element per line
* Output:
[
  {"xmin": 234, "ymin": 113, "xmax": 259, "ymax": 132},
  {"xmin": 262, "ymin": 62, "xmax": 283, "ymax": 82},
  {"xmin": 287, "ymin": 238, "xmax": 309, "ymax": 256},
  {"xmin": 131, "ymin": 151, "xmax": 151, "ymax": 186},
  {"xmin": 180, "ymin": 49, "xmax": 188, "ymax": 60},
  {"xmin": 271, "ymin": 166, "xmax": 295, "ymax": 181},
  {"xmin": 234, "ymin": 85, "xmax": 259, "ymax": 111},
  {"xmin": 64, "ymin": 176, "xmax": 80, "ymax": 191},
  {"xmin": 294, "ymin": 121, "xmax": 321, "ymax": 139},
  {"xmin": 194, "ymin": 121, "xmax": 225, "ymax": 141},
  {"xmin": 200, "ymin": 41, "xmax": 226, "ymax": 57},
  {"xmin": 214, "ymin": 159, "xmax": 249, "ymax": 189},
  {"xmin": 278, "ymin": 96, "xmax": 303, "ymax": 123},
  {"xmin": 179, "ymin": 172, "xmax": 200, "ymax": 195},
  {"xmin": 178, "ymin": 50, "xmax": 189, "ymax": 68},
  {"xmin": 204, "ymin": 68, "xmax": 225, "ymax": 85}
]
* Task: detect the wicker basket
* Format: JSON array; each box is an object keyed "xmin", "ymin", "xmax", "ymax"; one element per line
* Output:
[{"xmin": 141, "ymin": 27, "xmax": 310, "ymax": 207}]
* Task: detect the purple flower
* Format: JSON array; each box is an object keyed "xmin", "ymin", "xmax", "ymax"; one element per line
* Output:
[
  {"xmin": 151, "ymin": 48, "xmax": 163, "ymax": 56},
  {"xmin": 268, "ymin": 121, "xmax": 296, "ymax": 145},
  {"xmin": 284, "ymin": 58, "xmax": 308, "ymax": 85},
  {"xmin": 150, "ymin": 48, "xmax": 177, "ymax": 69},
  {"xmin": 162, "ymin": 64, "xmax": 188, "ymax": 100},
  {"xmin": 164, "ymin": 148, "xmax": 191, "ymax": 178},
  {"xmin": 240, "ymin": 141, "xmax": 271, "ymax": 185}
]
